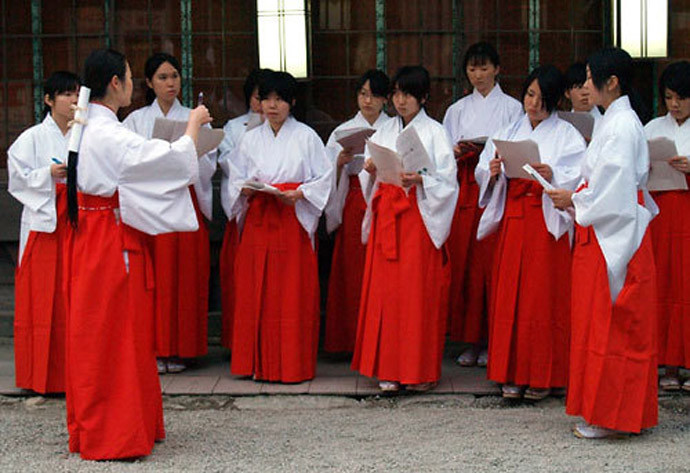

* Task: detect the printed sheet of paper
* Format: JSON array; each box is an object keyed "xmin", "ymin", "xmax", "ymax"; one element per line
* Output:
[
  {"xmin": 245, "ymin": 112, "xmax": 264, "ymax": 132},
  {"xmin": 396, "ymin": 126, "xmax": 434, "ymax": 175},
  {"xmin": 152, "ymin": 117, "xmax": 225, "ymax": 157},
  {"xmin": 557, "ymin": 111, "xmax": 595, "ymax": 140},
  {"xmin": 241, "ymin": 180, "xmax": 283, "ymax": 195},
  {"xmin": 647, "ymin": 137, "xmax": 687, "ymax": 191},
  {"xmin": 334, "ymin": 127, "xmax": 375, "ymax": 155},
  {"xmin": 367, "ymin": 140, "xmax": 404, "ymax": 186},
  {"xmin": 492, "ymin": 139, "xmax": 541, "ymax": 179},
  {"xmin": 522, "ymin": 164, "xmax": 554, "ymax": 191}
]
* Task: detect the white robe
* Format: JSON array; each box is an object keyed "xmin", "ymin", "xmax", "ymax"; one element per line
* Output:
[
  {"xmin": 572, "ymin": 95, "xmax": 658, "ymax": 302},
  {"xmin": 218, "ymin": 111, "xmax": 251, "ymax": 221},
  {"xmin": 443, "ymin": 84, "xmax": 523, "ymax": 143},
  {"xmin": 78, "ymin": 103, "xmax": 199, "ymax": 233},
  {"xmin": 644, "ymin": 112, "xmax": 690, "ymax": 155},
  {"xmin": 7, "ymin": 115, "xmax": 68, "ymax": 260},
  {"xmin": 231, "ymin": 116, "xmax": 333, "ymax": 241},
  {"xmin": 324, "ymin": 111, "xmax": 392, "ymax": 233},
  {"xmin": 476, "ymin": 112, "xmax": 586, "ymax": 241},
  {"xmin": 123, "ymin": 98, "xmax": 216, "ymax": 220},
  {"xmin": 360, "ymin": 108, "xmax": 459, "ymax": 249}
]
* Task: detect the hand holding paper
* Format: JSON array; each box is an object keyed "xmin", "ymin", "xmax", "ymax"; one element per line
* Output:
[
  {"xmin": 522, "ymin": 164, "xmax": 554, "ymax": 191},
  {"xmin": 647, "ymin": 137, "xmax": 688, "ymax": 191},
  {"xmin": 334, "ymin": 127, "xmax": 375, "ymax": 155},
  {"xmin": 492, "ymin": 139, "xmax": 541, "ymax": 179},
  {"xmin": 153, "ymin": 117, "xmax": 224, "ymax": 157}
]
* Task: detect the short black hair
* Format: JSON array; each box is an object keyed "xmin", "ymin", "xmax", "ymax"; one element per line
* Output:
[
  {"xmin": 463, "ymin": 42, "xmax": 500, "ymax": 78},
  {"xmin": 43, "ymin": 71, "xmax": 81, "ymax": 116},
  {"xmin": 83, "ymin": 48, "xmax": 127, "ymax": 101},
  {"xmin": 259, "ymin": 70, "xmax": 298, "ymax": 107},
  {"xmin": 564, "ymin": 62, "xmax": 587, "ymax": 90},
  {"xmin": 659, "ymin": 61, "xmax": 690, "ymax": 100},
  {"xmin": 144, "ymin": 52, "xmax": 181, "ymax": 105},
  {"xmin": 521, "ymin": 65, "xmax": 565, "ymax": 113},
  {"xmin": 391, "ymin": 65, "xmax": 430, "ymax": 105},
  {"xmin": 355, "ymin": 69, "xmax": 390, "ymax": 98},
  {"xmin": 243, "ymin": 68, "xmax": 273, "ymax": 109}
]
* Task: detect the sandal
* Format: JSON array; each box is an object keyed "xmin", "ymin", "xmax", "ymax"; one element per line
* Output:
[
  {"xmin": 476, "ymin": 349, "xmax": 488, "ymax": 367},
  {"xmin": 683, "ymin": 379, "xmax": 690, "ymax": 392},
  {"xmin": 378, "ymin": 381, "xmax": 401, "ymax": 392},
  {"xmin": 573, "ymin": 422, "xmax": 627, "ymax": 439},
  {"xmin": 456, "ymin": 348, "xmax": 478, "ymax": 367},
  {"xmin": 501, "ymin": 384, "xmax": 525, "ymax": 399},
  {"xmin": 156, "ymin": 358, "xmax": 167, "ymax": 374},
  {"xmin": 659, "ymin": 376, "xmax": 681, "ymax": 391},
  {"xmin": 524, "ymin": 387, "xmax": 551, "ymax": 401},
  {"xmin": 406, "ymin": 381, "xmax": 438, "ymax": 392}
]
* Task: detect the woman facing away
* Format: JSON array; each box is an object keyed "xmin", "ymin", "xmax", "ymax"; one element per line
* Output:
[
  {"xmin": 123, "ymin": 52, "xmax": 217, "ymax": 374},
  {"xmin": 8, "ymin": 70, "xmax": 80, "ymax": 394}
]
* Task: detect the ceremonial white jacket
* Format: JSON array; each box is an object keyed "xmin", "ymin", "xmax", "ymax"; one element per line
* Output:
[
  {"xmin": 217, "ymin": 111, "xmax": 251, "ymax": 221},
  {"xmin": 644, "ymin": 112, "xmax": 690, "ymax": 156},
  {"xmin": 360, "ymin": 108, "xmax": 459, "ymax": 249}
]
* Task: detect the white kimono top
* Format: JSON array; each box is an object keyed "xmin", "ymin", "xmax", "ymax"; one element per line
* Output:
[
  {"xmin": 231, "ymin": 116, "xmax": 333, "ymax": 241},
  {"xmin": 572, "ymin": 95, "xmax": 658, "ymax": 302},
  {"xmin": 7, "ymin": 115, "xmax": 68, "ymax": 260},
  {"xmin": 644, "ymin": 112, "xmax": 690, "ymax": 157},
  {"xmin": 218, "ymin": 111, "xmax": 251, "ymax": 221},
  {"xmin": 360, "ymin": 108, "xmax": 459, "ymax": 249},
  {"xmin": 443, "ymin": 84, "xmax": 523, "ymax": 143},
  {"xmin": 476, "ymin": 112, "xmax": 586, "ymax": 241},
  {"xmin": 78, "ymin": 103, "xmax": 200, "ymax": 234},
  {"xmin": 123, "ymin": 98, "xmax": 216, "ymax": 221},
  {"xmin": 324, "ymin": 111, "xmax": 392, "ymax": 233}
]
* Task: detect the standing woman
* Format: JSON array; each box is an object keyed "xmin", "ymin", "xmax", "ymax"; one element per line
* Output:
[
  {"xmin": 644, "ymin": 61, "xmax": 690, "ymax": 392},
  {"xmin": 323, "ymin": 69, "xmax": 391, "ymax": 354},
  {"xmin": 351, "ymin": 66, "xmax": 458, "ymax": 392},
  {"xmin": 476, "ymin": 65, "xmax": 586, "ymax": 400},
  {"xmin": 547, "ymin": 47, "xmax": 658, "ymax": 438},
  {"xmin": 67, "ymin": 48, "xmax": 211, "ymax": 460},
  {"xmin": 230, "ymin": 71, "xmax": 332, "ymax": 383},
  {"xmin": 8, "ymin": 71, "xmax": 80, "ymax": 394},
  {"xmin": 442, "ymin": 42, "xmax": 522, "ymax": 367},
  {"xmin": 124, "ymin": 53, "xmax": 217, "ymax": 373}
]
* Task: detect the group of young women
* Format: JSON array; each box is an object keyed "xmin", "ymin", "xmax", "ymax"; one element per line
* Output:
[{"xmin": 6, "ymin": 41, "xmax": 690, "ymax": 459}]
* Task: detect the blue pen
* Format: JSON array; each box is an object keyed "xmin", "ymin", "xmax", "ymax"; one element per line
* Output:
[{"xmin": 51, "ymin": 158, "xmax": 63, "ymax": 164}]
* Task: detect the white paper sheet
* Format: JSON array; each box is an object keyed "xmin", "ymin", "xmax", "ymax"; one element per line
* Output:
[
  {"xmin": 152, "ymin": 117, "xmax": 225, "ymax": 157},
  {"xmin": 241, "ymin": 180, "xmax": 283, "ymax": 195},
  {"xmin": 557, "ymin": 111, "xmax": 595, "ymax": 140},
  {"xmin": 492, "ymin": 138, "xmax": 541, "ymax": 179},
  {"xmin": 334, "ymin": 127, "xmax": 376, "ymax": 155},
  {"xmin": 522, "ymin": 163, "xmax": 555, "ymax": 191},
  {"xmin": 647, "ymin": 137, "xmax": 687, "ymax": 191},
  {"xmin": 367, "ymin": 140, "xmax": 404, "ymax": 186},
  {"xmin": 396, "ymin": 126, "xmax": 434, "ymax": 175}
]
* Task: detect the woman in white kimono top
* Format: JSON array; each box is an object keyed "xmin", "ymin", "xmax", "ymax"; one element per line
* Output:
[
  {"xmin": 8, "ymin": 71, "xmax": 80, "ymax": 394},
  {"xmin": 65, "ymin": 48, "xmax": 211, "ymax": 461},
  {"xmin": 229, "ymin": 71, "xmax": 332, "ymax": 383},
  {"xmin": 123, "ymin": 53, "xmax": 216, "ymax": 374},
  {"xmin": 323, "ymin": 69, "xmax": 391, "ymax": 354},
  {"xmin": 564, "ymin": 62, "xmax": 603, "ymax": 132},
  {"xmin": 351, "ymin": 66, "xmax": 458, "ymax": 393},
  {"xmin": 476, "ymin": 65, "xmax": 586, "ymax": 401}
]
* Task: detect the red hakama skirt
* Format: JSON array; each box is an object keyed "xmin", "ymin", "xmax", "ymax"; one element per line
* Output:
[
  {"xmin": 324, "ymin": 175, "xmax": 367, "ymax": 353},
  {"xmin": 220, "ymin": 219, "xmax": 239, "ymax": 350},
  {"xmin": 566, "ymin": 222, "xmax": 658, "ymax": 432},
  {"xmin": 231, "ymin": 183, "xmax": 320, "ymax": 383},
  {"xmin": 152, "ymin": 187, "xmax": 209, "ymax": 359},
  {"xmin": 14, "ymin": 184, "xmax": 68, "ymax": 393},
  {"xmin": 487, "ymin": 179, "xmax": 571, "ymax": 388},
  {"xmin": 67, "ymin": 192, "xmax": 164, "ymax": 460},
  {"xmin": 351, "ymin": 184, "xmax": 450, "ymax": 384},
  {"xmin": 650, "ymin": 187, "xmax": 690, "ymax": 368}
]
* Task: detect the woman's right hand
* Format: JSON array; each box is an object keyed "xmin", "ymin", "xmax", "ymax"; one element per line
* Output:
[
  {"xmin": 185, "ymin": 105, "xmax": 213, "ymax": 146},
  {"xmin": 489, "ymin": 155, "xmax": 504, "ymax": 178},
  {"xmin": 337, "ymin": 148, "xmax": 354, "ymax": 168},
  {"xmin": 50, "ymin": 163, "xmax": 67, "ymax": 179},
  {"xmin": 364, "ymin": 158, "xmax": 377, "ymax": 175}
]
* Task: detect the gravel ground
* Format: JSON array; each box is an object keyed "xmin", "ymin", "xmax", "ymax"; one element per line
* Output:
[{"xmin": 1, "ymin": 394, "xmax": 689, "ymax": 472}]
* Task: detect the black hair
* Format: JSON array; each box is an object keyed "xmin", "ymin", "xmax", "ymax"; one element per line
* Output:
[
  {"xmin": 43, "ymin": 71, "xmax": 81, "ymax": 117},
  {"xmin": 587, "ymin": 47, "xmax": 648, "ymax": 121},
  {"xmin": 564, "ymin": 62, "xmax": 587, "ymax": 90},
  {"xmin": 391, "ymin": 65, "xmax": 430, "ymax": 105},
  {"xmin": 462, "ymin": 42, "xmax": 500, "ymax": 80},
  {"xmin": 521, "ymin": 64, "xmax": 565, "ymax": 114},
  {"xmin": 144, "ymin": 52, "xmax": 181, "ymax": 105},
  {"xmin": 259, "ymin": 71, "xmax": 298, "ymax": 107},
  {"xmin": 659, "ymin": 61, "xmax": 690, "ymax": 100},
  {"xmin": 243, "ymin": 68, "xmax": 273, "ymax": 109},
  {"xmin": 355, "ymin": 69, "xmax": 390, "ymax": 98}
]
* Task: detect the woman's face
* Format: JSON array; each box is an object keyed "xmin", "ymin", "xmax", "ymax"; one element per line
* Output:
[
  {"xmin": 523, "ymin": 79, "xmax": 549, "ymax": 126},
  {"xmin": 147, "ymin": 61, "xmax": 181, "ymax": 104},
  {"xmin": 392, "ymin": 87, "xmax": 422, "ymax": 124},
  {"xmin": 567, "ymin": 84, "xmax": 591, "ymax": 112},
  {"xmin": 45, "ymin": 88, "xmax": 79, "ymax": 122},
  {"xmin": 584, "ymin": 65, "xmax": 604, "ymax": 107},
  {"xmin": 466, "ymin": 60, "xmax": 499, "ymax": 96},
  {"xmin": 357, "ymin": 80, "xmax": 386, "ymax": 118},
  {"xmin": 261, "ymin": 91, "xmax": 291, "ymax": 128},
  {"xmin": 664, "ymin": 88, "xmax": 690, "ymax": 125},
  {"xmin": 120, "ymin": 62, "xmax": 134, "ymax": 107}
]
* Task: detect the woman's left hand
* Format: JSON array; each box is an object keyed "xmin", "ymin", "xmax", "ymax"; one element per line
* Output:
[
  {"xmin": 278, "ymin": 189, "xmax": 304, "ymax": 206},
  {"xmin": 531, "ymin": 163, "xmax": 553, "ymax": 182},
  {"xmin": 668, "ymin": 155, "xmax": 690, "ymax": 174},
  {"xmin": 401, "ymin": 172, "xmax": 423, "ymax": 188},
  {"xmin": 545, "ymin": 188, "xmax": 574, "ymax": 210}
]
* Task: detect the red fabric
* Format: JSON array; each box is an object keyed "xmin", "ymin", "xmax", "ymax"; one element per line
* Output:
[
  {"xmin": 152, "ymin": 187, "xmax": 209, "ymax": 358},
  {"xmin": 566, "ymin": 221, "xmax": 658, "ymax": 433},
  {"xmin": 324, "ymin": 175, "xmax": 367, "ymax": 353},
  {"xmin": 447, "ymin": 148, "xmax": 494, "ymax": 343},
  {"xmin": 487, "ymin": 179, "xmax": 571, "ymax": 388},
  {"xmin": 351, "ymin": 184, "xmax": 450, "ymax": 384},
  {"xmin": 650, "ymin": 188, "xmax": 690, "ymax": 368},
  {"xmin": 14, "ymin": 184, "xmax": 68, "ymax": 393},
  {"xmin": 66, "ymin": 192, "xmax": 164, "ymax": 460},
  {"xmin": 231, "ymin": 183, "xmax": 320, "ymax": 382},
  {"xmin": 220, "ymin": 219, "xmax": 239, "ymax": 350}
]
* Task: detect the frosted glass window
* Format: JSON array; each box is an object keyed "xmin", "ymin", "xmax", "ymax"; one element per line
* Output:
[
  {"xmin": 615, "ymin": 0, "xmax": 667, "ymax": 58},
  {"xmin": 257, "ymin": 0, "xmax": 309, "ymax": 78}
]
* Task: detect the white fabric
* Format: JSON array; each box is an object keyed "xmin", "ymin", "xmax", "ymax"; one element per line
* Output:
[
  {"xmin": 78, "ymin": 103, "xmax": 199, "ymax": 233},
  {"xmin": 123, "ymin": 98, "xmax": 217, "ymax": 220},
  {"xmin": 231, "ymin": 116, "xmax": 332, "ymax": 241},
  {"xmin": 217, "ymin": 111, "xmax": 251, "ymax": 221},
  {"xmin": 7, "ymin": 115, "xmax": 68, "ymax": 260},
  {"xmin": 644, "ymin": 112, "xmax": 690, "ymax": 156},
  {"xmin": 443, "ymin": 84, "xmax": 523, "ymax": 143},
  {"xmin": 360, "ymin": 108, "xmax": 459, "ymax": 249},
  {"xmin": 572, "ymin": 96, "xmax": 658, "ymax": 302},
  {"xmin": 476, "ymin": 112, "xmax": 586, "ymax": 241},
  {"xmin": 324, "ymin": 111, "xmax": 392, "ymax": 233}
]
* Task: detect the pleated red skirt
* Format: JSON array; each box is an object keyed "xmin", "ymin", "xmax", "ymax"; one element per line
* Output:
[
  {"xmin": 324, "ymin": 175, "xmax": 367, "ymax": 353},
  {"xmin": 220, "ymin": 219, "xmax": 239, "ymax": 350},
  {"xmin": 14, "ymin": 184, "xmax": 68, "ymax": 394},
  {"xmin": 351, "ymin": 184, "xmax": 450, "ymax": 384},
  {"xmin": 487, "ymin": 179, "xmax": 571, "ymax": 388},
  {"xmin": 231, "ymin": 183, "xmax": 320, "ymax": 383}
]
